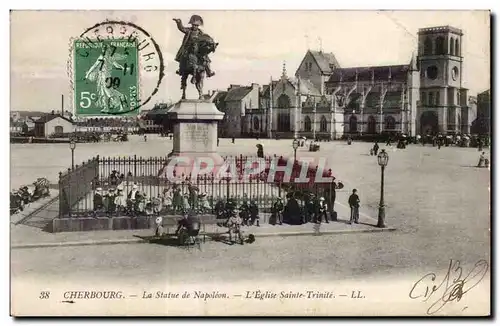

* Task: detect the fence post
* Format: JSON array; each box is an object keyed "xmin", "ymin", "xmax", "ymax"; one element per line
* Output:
[
  {"xmin": 226, "ymin": 178, "xmax": 230, "ymax": 200},
  {"xmin": 67, "ymin": 168, "xmax": 72, "ymax": 218},
  {"xmin": 134, "ymin": 154, "xmax": 137, "ymax": 177},
  {"xmin": 58, "ymin": 172, "xmax": 63, "ymax": 219}
]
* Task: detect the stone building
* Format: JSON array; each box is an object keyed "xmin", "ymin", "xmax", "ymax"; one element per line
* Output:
[
  {"xmin": 218, "ymin": 83, "xmax": 260, "ymax": 138},
  {"xmin": 471, "ymin": 89, "xmax": 490, "ymax": 134},
  {"xmin": 417, "ymin": 26, "xmax": 472, "ymax": 135},
  {"xmin": 215, "ymin": 25, "xmax": 478, "ymax": 139},
  {"xmin": 34, "ymin": 114, "xmax": 75, "ymax": 137},
  {"xmin": 325, "ymin": 59, "xmax": 420, "ymax": 137}
]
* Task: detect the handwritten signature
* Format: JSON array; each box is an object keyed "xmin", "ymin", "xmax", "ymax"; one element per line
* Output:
[{"xmin": 409, "ymin": 259, "xmax": 489, "ymax": 315}]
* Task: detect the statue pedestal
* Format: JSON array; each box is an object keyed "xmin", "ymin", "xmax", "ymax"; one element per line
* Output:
[{"xmin": 163, "ymin": 99, "xmax": 225, "ymax": 178}]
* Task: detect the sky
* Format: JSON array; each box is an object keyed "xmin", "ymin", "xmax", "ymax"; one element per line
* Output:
[{"xmin": 10, "ymin": 10, "xmax": 490, "ymax": 112}]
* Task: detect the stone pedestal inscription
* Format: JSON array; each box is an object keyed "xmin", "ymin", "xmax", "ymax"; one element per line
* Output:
[
  {"xmin": 167, "ymin": 99, "xmax": 224, "ymax": 158},
  {"xmin": 183, "ymin": 124, "xmax": 209, "ymax": 149}
]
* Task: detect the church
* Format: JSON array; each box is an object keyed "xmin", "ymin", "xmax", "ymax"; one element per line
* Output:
[{"xmin": 215, "ymin": 25, "xmax": 477, "ymax": 139}]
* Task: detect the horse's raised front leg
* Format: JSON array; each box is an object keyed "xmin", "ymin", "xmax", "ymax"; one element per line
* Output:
[
  {"xmin": 196, "ymin": 72, "xmax": 204, "ymax": 100},
  {"xmin": 181, "ymin": 74, "xmax": 187, "ymax": 100}
]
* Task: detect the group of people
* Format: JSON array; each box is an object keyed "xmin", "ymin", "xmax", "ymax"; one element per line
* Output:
[
  {"xmin": 92, "ymin": 181, "xmax": 215, "ymax": 218},
  {"xmin": 10, "ymin": 177, "xmax": 51, "ymax": 215},
  {"xmin": 266, "ymin": 179, "xmax": 347, "ymax": 226},
  {"xmin": 71, "ymin": 131, "xmax": 128, "ymax": 143}
]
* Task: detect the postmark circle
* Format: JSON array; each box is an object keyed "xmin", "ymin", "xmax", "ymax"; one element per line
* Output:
[{"xmin": 71, "ymin": 20, "xmax": 165, "ymax": 116}]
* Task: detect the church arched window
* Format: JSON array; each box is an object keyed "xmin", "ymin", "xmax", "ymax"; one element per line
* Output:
[
  {"xmin": 424, "ymin": 37, "xmax": 433, "ymax": 55},
  {"xmin": 435, "ymin": 36, "xmax": 445, "ymax": 55},
  {"xmin": 304, "ymin": 116, "xmax": 312, "ymax": 132},
  {"xmin": 385, "ymin": 116, "xmax": 396, "ymax": 130},
  {"xmin": 277, "ymin": 94, "xmax": 291, "ymax": 109},
  {"xmin": 320, "ymin": 116, "xmax": 327, "ymax": 132}
]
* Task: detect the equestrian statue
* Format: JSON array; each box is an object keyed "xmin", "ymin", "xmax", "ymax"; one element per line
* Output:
[{"xmin": 173, "ymin": 15, "xmax": 218, "ymax": 100}]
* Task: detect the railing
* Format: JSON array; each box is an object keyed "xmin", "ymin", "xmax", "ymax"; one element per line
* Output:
[
  {"xmin": 58, "ymin": 155, "xmax": 335, "ymax": 218},
  {"xmin": 58, "ymin": 156, "xmax": 100, "ymax": 218}
]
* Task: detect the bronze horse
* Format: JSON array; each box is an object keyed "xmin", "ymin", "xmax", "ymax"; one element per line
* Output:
[{"xmin": 178, "ymin": 35, "xmax": 218, "ymax": 100}]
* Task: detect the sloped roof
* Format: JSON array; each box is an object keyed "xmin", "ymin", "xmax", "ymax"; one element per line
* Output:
[
  {"xmin": 296, "ymin": 79, "xmax": 321, "ymax": 96},
  {"xmin": 213, "ymin": 91, "xmax": 228, "ymax": 102},
  {"xmin": 225, "ymin": 86, "xmax": 252, "ymax": 101},
  {"xmin": 327, "ymin": 64, "xmax": 409, "ymax": 83},
  {"xmin": 478, "ymin": 89, "xmax": 490, "ymax": 97},
  {"xmin": 10, "ymin": 121, "xmax": 26, "ymax": 128},
  {"xmin": 11, "ymin": 111, "xmax": 47, "ymax": 118},
  {"xmin": 144, "ymin": 104, "xmax": 175, "ymax": 116},
  {"xmin": 309, "ymin": 50, "xmax": 341, "ymax": 73},
  {"xmin": 260, "ymin": 81, "xmax": 279, "ymax": 98},
  {"xmin": 35, "ymin": 114, "xmax": 73, "ymax": 124}
]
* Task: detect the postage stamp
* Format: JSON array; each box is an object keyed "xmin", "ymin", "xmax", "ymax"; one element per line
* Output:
[
  {"xmin": 69, "ymin": 20, "xmax": 165, "ymax": 117},
  {"xmin": 73, "ymin": 39, "xmax": 139, "ymax": 115}
]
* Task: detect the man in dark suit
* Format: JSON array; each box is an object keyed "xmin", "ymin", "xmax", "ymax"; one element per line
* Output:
[{"xmin": 348, "ymin": 189, "xmax": 360, "ymax": 224}]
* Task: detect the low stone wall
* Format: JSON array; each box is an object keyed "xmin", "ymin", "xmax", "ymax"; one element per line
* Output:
[{"xmin": 51, "ymin": 214, "xmax": 217, "ymax": 233}]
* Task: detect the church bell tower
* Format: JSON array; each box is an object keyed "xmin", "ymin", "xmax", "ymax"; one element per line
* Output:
[{"xmin": 417, "ymin": 26, "xmax": 465, "ymax": 134}]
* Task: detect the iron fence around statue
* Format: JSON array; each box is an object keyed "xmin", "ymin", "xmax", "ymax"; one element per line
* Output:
[
  {"xmin": 58, "ymin": 154, "xmax": 335, "ymax": 218},
  {"xmin": 58, "ymin": 156, "xmax": 100, "ymax": 218}
]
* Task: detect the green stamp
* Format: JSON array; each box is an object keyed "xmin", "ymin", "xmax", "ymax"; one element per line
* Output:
[{"xmin": 73, "ymin": 39, "xmax": 140, "ymax": 116}]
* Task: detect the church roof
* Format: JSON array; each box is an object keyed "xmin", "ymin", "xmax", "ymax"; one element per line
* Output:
[
  {"xmin": 225, "ymin": 86, "xmax": 253, "ymax": 101},
  {"xmin": 309, "ymin": 50, "xmax": 341, "ymax": 73},
  {"xmin": 260, "ymin": 81, "xmax": 279, "ymax": 98},
  {"xmin": 327, "ymin": 64, "xmax": 410, "ymax": 83},
  {"xmin": 295, "ymin": 78, "xmax": 321, "ymax": 96}
]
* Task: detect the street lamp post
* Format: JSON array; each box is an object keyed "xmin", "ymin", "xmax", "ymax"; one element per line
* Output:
[
  {"xmin": 377, "ymin": 149, "xmax": 389, "ymax": 228},
  {"xmin": 292, "ymin": 138, "xmax": 300, "ymax": 163},
  {"xmin": 69, "ymin": 140, "xmax": 76, "ymax": 170}
]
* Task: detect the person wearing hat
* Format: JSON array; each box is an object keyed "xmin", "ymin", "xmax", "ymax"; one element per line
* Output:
[
  {"xmin": 175, "ymin": 212, "xmax": 201, "ymax": 239},
  {"xmin": 115, "ymin": 185, "xmax": 127, "ymax": 212},
  {"xmin": 348, "ymin": 189, "xmax": 360, "ymax": 224},
  {"xmin": 106, "ymin": 187, "xmax": 117, "ymax": 216},
  {"xmin": 182, "ymin": 193, "xmax": 191, "ymax": 212},
  {"xmin": 173, "ymin": 15, "xmax": 216, "ymax": 79},
  {"xmin": 249, "ymin": 200, "xmax": 260, "ymax": 227},
  {"xmin": 93, "ymin": 187, "xmax": 104, "ymax": 216},
  {"xmin": 373, "ymin": 142, "xmax": 380, "ymax": 156},
  {"xmin": 154, "ymin": 216, "xmax": 164, "ymax": 237},
  {"xmin": 227, "ymin": 208, "xmax": 243, "ymax": 244},
  {"xmin": 304, "ymin": 193, "xmax": 316, "ymax": 224},
  {"xmin": 128, "ymin": 184, "xmax": 139, "ymax": 201},
  {"xmin": 199, "ymin": 193, "xmax": 212, "ymax": 213},
  {"xmin": 270, "ymin": 197, "xmax": 284, "ymax": 225},
  {"xmin": 256, "ymin": 143, "xmax": 264, "ymax": 158},
  {"xmin": 188, "ymin": 182, "xmax": 199, "ymax": 212},
  {"xmin": 316, "ymin": 196, "xmax": 329, "ymax": 224},
  {"xmin": 239, "ymin": 197, "xmax": 250, "ymax": 226}
]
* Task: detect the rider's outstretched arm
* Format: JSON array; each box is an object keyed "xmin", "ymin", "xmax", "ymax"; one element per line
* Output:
[{"xmin": 174, "ymin": 19, "xmax": 189, "ymax": 34}]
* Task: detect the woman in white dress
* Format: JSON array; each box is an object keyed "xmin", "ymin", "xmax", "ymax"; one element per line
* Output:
[{"xmin": 84, "ymin": 48, "xmax": 130, "ymax": 113}]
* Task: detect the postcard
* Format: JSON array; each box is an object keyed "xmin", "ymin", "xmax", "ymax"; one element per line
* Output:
[{"xmin": 10, "ymin": 10, "xmax": 491, "ymax": 316}]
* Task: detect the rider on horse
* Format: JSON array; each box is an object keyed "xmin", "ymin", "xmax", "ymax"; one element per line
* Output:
[{"xmin": 173, "ymin": 15, "xmax": 216, "ymax": 82}]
